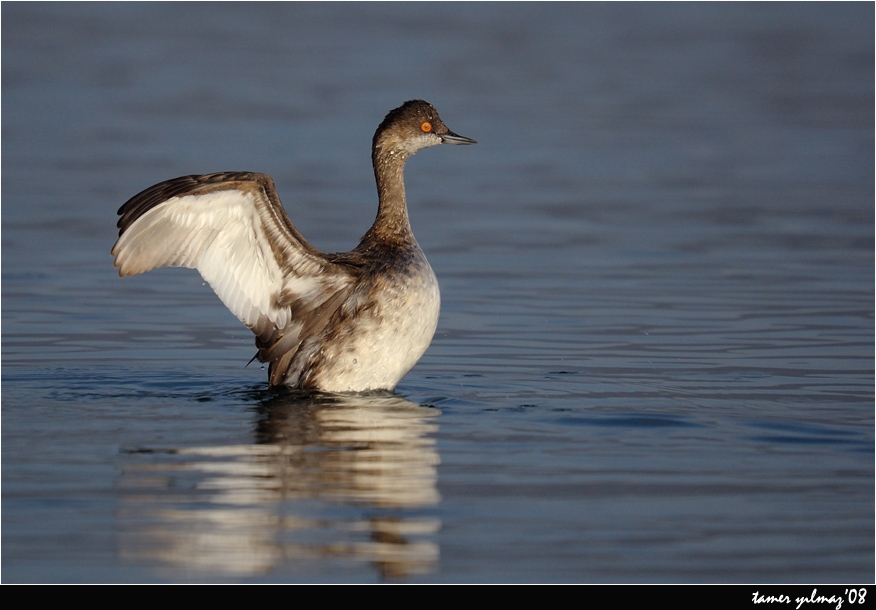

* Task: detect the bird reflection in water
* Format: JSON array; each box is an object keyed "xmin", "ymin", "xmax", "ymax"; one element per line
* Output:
[{"xmin": 117, "ymin": 392, "xmax": 440, "ymax": 580}]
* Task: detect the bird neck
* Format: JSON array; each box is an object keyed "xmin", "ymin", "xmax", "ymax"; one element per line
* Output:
[{"xmin": 367, "ymin": 145, "xmax": 414, "ymax": 243}]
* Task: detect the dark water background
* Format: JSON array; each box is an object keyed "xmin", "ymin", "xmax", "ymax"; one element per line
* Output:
[{"xmin": 2, "ymin": 3, "xmax": 873, "ymax": 582}]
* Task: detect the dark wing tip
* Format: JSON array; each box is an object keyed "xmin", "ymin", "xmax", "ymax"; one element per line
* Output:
[{"xmin": 115, "ymin": 172, "xmax": 273, "ymax": 235}]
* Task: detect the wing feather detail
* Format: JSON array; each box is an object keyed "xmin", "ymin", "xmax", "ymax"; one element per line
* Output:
[{"xmin": 111, "ymin": 173, "xmax": 357, "ymax": 364}]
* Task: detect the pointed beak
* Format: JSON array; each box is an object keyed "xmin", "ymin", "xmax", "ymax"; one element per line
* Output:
[{"xmin": 440, "ymin": 130, "xmax": 477, "ymax": 145}]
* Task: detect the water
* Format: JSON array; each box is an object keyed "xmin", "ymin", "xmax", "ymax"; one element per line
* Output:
[{"xmin": 2, "ymin": 3, "xmax": 873, "ymax": 582}]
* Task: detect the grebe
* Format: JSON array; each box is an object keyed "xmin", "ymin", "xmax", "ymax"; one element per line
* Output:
[{"xmin": 112, "ymin": 100, "xmax": 475, "ymax": 392}]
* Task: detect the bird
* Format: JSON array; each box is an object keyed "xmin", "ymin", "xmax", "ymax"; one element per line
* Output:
[{"xmin": 111, "ymin": 100, "xmax": 475, "ymax": 392}]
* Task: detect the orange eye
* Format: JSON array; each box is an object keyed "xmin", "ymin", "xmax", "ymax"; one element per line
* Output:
[{"xmin": 420, "ymin": 122, "xmax": 433, "ymax": 133}]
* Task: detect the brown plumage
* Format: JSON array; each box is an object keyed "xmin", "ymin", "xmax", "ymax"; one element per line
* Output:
[{"xmin": 112, "ymin": 100, "xmax": 475, "ymax": 392}]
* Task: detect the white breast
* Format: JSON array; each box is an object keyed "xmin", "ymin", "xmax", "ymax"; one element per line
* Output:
[{"xmin": 292, "ymin": 261, "xmax": 440, "ymax": 393}]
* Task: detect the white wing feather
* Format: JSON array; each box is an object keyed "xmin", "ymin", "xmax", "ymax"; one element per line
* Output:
[{"xmin": 112, "ymin": 187, "xmax": 353, "ymax": 345}]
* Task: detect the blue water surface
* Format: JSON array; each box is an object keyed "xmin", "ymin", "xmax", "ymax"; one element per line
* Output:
[{"xmin": 2, "ymin": 3, "xmax": 873, "ymax": 583}]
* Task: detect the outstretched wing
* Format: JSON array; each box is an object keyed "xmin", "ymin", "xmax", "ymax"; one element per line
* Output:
[{"xmin": 111, "ymin": 172, "xmax": 358, "ymax": 376}]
